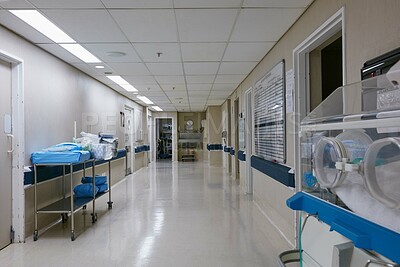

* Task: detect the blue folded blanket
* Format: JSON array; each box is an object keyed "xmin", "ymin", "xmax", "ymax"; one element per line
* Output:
[
  {"xmin": 73, "ymin": 184, "xmax": 98, "ymax": 198},
  {"xmin": 97, "ymin": 183, "xmax": 108, "ymax": 193},
  {"xmin": 81, "ymin": 175, "xmax": 107, "ymax": 185},
  {"xmin": 31, "ymin": 150, "xmax": 91, "ymax": 164}
]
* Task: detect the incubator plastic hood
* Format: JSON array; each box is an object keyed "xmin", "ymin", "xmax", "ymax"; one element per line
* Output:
[{"xmin": 300, "ymin": 69, "xmax": 400, "ymax": 233}]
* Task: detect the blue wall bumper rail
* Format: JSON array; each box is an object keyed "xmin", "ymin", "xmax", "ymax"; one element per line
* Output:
[
  {"xmin": 238, "ymin": 150, "xmax": 246, "ymax": 161},
  {"xmin": 24, "ymin": 148, "xmax": 127, "ymax": 185},
  {"xmin": 251, "ymin": 155, "xmax": 295, "ymax": 187},
  {"xmin": 230, "ymin": 148, "xmax": 235, "ymax": 156},
  {"xmin": 287, "ymin": 192, "xmax": 400, "ymax": 264},
  {"xmin": 207, "ymin": 144, "xmax": 223, "ymax": 151},
  {"xmin": 135, "ymin": 145, "xmax": 150, "ymax": 153}
]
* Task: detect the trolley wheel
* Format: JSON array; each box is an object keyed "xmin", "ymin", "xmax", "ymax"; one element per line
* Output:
[
  {"xmin": 71, "ymin": 231, "xmax": 75, "ymax": 241},
  {"xmin": 91, "ymin": 213, "xmax": 97, "ymax": 223},
  {"xmin": 61, "ymin": 213, "xmax": 68, "ymax": 223},
  {"xmin": 33, "ymin": 231, "xmax": 38, "ymax": 241},
  {"xmin": 107, "ymin": 201, "xmax": 113, "ymax": 209}
]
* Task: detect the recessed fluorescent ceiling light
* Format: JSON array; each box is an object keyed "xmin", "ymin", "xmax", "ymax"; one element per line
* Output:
[
  {"xmin": 60, "ymin": 44, "xmax": 101, "ymax": 63},
  {"xmin": 106, "ymin": 75, "xmax": 138, "ymax": 92},
  {"xmin": 152, "ymin": 106, "xmax": 163, "ymax": 111},
  {"xmin": 107, "ymin": 75, "xmax": 127, "ymax": 84},
  {"xmin": 137, "ymin": 96, "xmax": 154, "ymax": 105},
  {"xmin": 9, "ymin": 10, "xmax": 75, "ymax": 43},
  {"xmin": 120, "ymin": 84, "xmax": 137, "ymax": 92},
  {"xmin": 95, "ymin": 65, "xmax": 105, "ymax": 69}
]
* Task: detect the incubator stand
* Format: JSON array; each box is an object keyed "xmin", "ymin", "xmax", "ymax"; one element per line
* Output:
[{"xmin": 291, "ymin": 73, "xmax": 400, "ymax": 266}]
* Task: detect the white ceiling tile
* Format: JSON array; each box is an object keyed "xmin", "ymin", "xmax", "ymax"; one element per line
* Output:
[
  {"xmin": 124, "ymin": 76, "xmax": 157, "ymax": 84},
  {"xmin": 207, "ymin": 99, "xmax": 224, "ymax": 105},
  {"xmin": 181, "ymin": 43, "xmax": 226, "ymax": 62},
  {"xmin": 174, "ymin": 105, "xmax": 190, "ymax": 109},
  {"xmin": 188, "ymin": 91, "xmax": 210, "ymax": 96},
  {"xmin": 189, "ymin": 102, "xmax": 207, "ymax": 107},
  {"xmin": 176, "ymin": 9, "xmax": 238, "ymax": 42},
  {"xmin": 190, "ymin": 108, "xmax": 206, "ymax": 111},
  {"xmin": 163, "ymin": 107, "xmax": 178, "ymax": 111},
  {"xmin": 155, "ymin": 76, "xmax": 185, "ymax": 84},
  {"xmin": 184, "ymin": 62, "xmax": 219, "ymax": 75},
  {"xmin": 84, "ymin": 43, "xmax": 141, "ymax": 63},
  {"xmin": 42, "ymin": 10, "xmax": 127, "ymax": 43},
  {"xmin": 173, "ymin": 0, "xmax": 242, "ymax": 8},
  {"xmin": 134, "ymin": 84, "xmax": 163, "ymax": 92},
  {"xmin": 102, "ymin": 0, "xmax": 173, "ymax": 8},
  {"xmin": 0, "ymin": 10, "xmax": 53, "ymax": 43},
  {"xmin": 212, "ymin": 84, "xmax": 238, "ymax": 91},
  {"xmin": 110, "ymin": 10, "xmax": 177, "ymax": 42},
  {"xmin": 243, "ymin": 0, "xmax": 313, "ymax": 8},
  {"xmin": 166, "ymin": 91, "xmax": 188, "ymax": 97},
  {"xmin": 218, "ymin": 62, "xmax": 257, "ymax": 75},
  {"xmin": 0, "ymin": 0, "xmax": 33, "ymax": 8},
  {"xmin": 223, "ymin": 42, "xmax": 275, "ymax": 61},
  {"xmin": 185, "ymin": 75, "xmax": 215, "ymax": 84},
  {"xmin": 189, "ymin": 100, "xmax": 207, "ymax": 105},
  {"xmin": 134, "ymin": 43, "xmax": 180, "ymax": 62},
  {"xmin": 147, "ymin": 63, "xmax": 183, "ymax": 75},
  {"xmin": 187, "ymin": 84, "xmax": 212, "ymax": 91},
  {"xmin": 150, "ymin": 96, "xmax": 170, "ymax": 101},
  {"xmin": 231, "ymin": 8, "xmax": 305, "ymax": 41},
  {"xmin": 214, "ymin": 74, "xmax": 246, "ymax": 84},
  {"xmin": 209, "ymin": 90, "xmax": 232, "ymax": 97},
  {"xmin": 29, "ymin": 0, "xmax": 104, "ymax": 8},
  {"xmin": 107, "ymin": 63, "xmax": 151, "ymax": 75},
  {"xmin": 160, "ymin": 84, "xmax": 187, "ymax": 91}
]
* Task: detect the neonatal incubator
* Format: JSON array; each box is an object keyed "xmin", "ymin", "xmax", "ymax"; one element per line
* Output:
[{"xmin": 300, "ymin": 69, "xmax": 400, "ymax": 235}]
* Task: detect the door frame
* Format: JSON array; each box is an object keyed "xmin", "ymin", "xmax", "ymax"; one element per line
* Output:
[
  {"xmin": 234, "ymin": 98, "xmax": 240, "ymax": 180},
  {"xmin": 293, "ymin": 7, "xmax": 346, "ymax": 246},
  {"xmin": 245, "ymin": 87, "xmax": 253, "ymax": 194},
  {"xmin": 0, "ymin": 49, "xmax": 25, "ymax": 243},
  {"xmin": 293, "ymin": 6, "xmax": 346, "ymax": 193},
  {"xmin": 154, "ymin": 117, "xmax": 174, "ymax": 161},
  {"xmin": 124, "ymin": 105, "xmax": 134, "ymax": 175}
]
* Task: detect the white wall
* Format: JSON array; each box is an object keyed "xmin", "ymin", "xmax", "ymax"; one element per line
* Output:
[{"xmin": 0, "ymin": 25, "xmax": 144, "ymax": 165}]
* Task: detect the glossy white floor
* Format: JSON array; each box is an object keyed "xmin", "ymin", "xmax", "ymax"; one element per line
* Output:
[{"xmin": 0, "ymin": 161, "xmax": 291, "ymax": 266}]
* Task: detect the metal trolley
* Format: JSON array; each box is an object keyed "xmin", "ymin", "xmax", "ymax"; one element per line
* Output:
[{"xmin": 33, "ymin": 159, "xmax": 113, "ymax": 241}]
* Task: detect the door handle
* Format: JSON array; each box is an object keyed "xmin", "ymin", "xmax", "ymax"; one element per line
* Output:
[{"xmin": 7, "ymin": 134, "xmax": 14, "ymax": 153}]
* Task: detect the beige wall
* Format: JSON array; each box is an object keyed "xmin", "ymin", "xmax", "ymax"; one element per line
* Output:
[
  {"xmin": 206, "ymin": 106, "xmax": 223, "ymax": 166},
  {"xmin": 229, "ymin": 0, "xmax": 400, "ymax": 246},
  {"xmin": 177, "ymin": 112, "xmax": 206, "ymax": 132}
]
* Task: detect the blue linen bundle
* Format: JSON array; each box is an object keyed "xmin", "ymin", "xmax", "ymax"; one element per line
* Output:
[
  {"xmin": 73, "ymin": 184, "xmax": 98, "ymax": 198},
  {"xmin": 74, "ymin": 175, "xmax": 108, "ymax": 197},
  {"xmin": 81, "ymin": 175, "xmax": 107, "ymax": 186}
]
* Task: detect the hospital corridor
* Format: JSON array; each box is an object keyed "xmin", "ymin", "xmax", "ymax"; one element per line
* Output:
[
  {"xmin": 1, "ymin": 0, "xmax": 400, "ymax": 266},
  {"xmin": 0, "ymin": 161, "xmax": 289, "ymax": 267}
]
